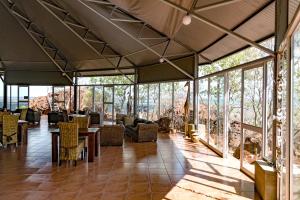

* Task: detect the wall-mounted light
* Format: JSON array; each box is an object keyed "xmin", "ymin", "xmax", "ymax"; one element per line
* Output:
[{"xmin": 182, "ymin": 13, "xmax": 191, "ymax": 25}]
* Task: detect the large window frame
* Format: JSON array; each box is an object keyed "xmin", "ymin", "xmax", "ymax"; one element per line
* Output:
[{"xmin": 197, "ymin": 56, "xmax": 275, "ymax": 178}]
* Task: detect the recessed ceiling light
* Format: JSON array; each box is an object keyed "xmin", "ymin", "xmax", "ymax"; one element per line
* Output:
[{"xmin": 159, "ymin": 58, "xmax": 164, "ymax": 63}]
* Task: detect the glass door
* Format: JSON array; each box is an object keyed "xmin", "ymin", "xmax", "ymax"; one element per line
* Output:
[
  {"xmin": 209, "ymin": 75, "xmax": 225, "ymax": 154},
  {"xmin": 241, "ymin": 66, "xmax": 264, "ymax": 178},
  {"xmin": 103, "ymin": 86, "xmax": 114, "ymax": 122},
  {"xmin": 18, "ymin": 86, "xmax": 29, "ymax": 109}
]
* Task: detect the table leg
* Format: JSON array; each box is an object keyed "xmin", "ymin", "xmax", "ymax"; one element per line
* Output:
[
  {"xmin": 95, "ymin": 131, "xmax": 99, "ymax": 157},
  {"xmin": 17, "ymin": 125, "xmax": 22, "ymax": 144},
  {"xmin": 88, "ymin": 134, "xmax": 95, "ymax": 162},
  {"xmin": 52, "ymin": 134, "xmax": 58, "ymax": 162},
  {"xmin": 22, "ymin": 124, "xmax": 28, "ymax": 145}
]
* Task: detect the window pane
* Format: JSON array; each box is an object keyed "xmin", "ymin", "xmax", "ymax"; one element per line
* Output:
[
  {"xmin": 265, "ymin": 61, "xmax": 274, "ymax": 160},
  {"xmin": 104, "ymin": 87, "xmax": 113, "ymax": 103},
  {"xmin": 138, "ymin": 85, "xmax": 148, "ymax": 119},
  {"xmin": 209, "ymin": 76, "xmax": 224, "ymax": 151},
  {"xmin": 79, "ymin": 86, "xmax": 93, "ymax": 111},
  {"xmin": 174, "ymin": 81, "xmax": 188, "ymax": 132},
  {"xmin": 18, "ymin": 86, "xmax": 29, "ymax": 101},
  {"xmin": 242, "ymin": 129, "xmax": 262, "ymax": 175},
  {"xmin": 11, "ymin": 86, "xmax": 18, "ymax": 111},
  {"xmin": 198, "ymin": 78, "xmax": 209, "ymax": 141},
  {"xmin": 160, "ymin": 83, "xmax": 173, "ymax": 117},
  {"xmin": 78, "ymin": 75, "xmax": 134, "ymax": 85},
  {"xmin": 228, "ymin": 70, "xmax": 242, "ymax": 157},
  {"xmin": 104, "ymin": 104, "xmax": 113, "ymax": 121},
  {"xmin": 292, "ymin": 27, "xmax": 300, "ymax": 199},
  {"xmin": 149, "ymin": 84, "xmax": 159, "ymax": 121},
  {"xmin": 0, "ymin": 78, "xmax": 3, "ymax": 108},
  {"xmin": 29, "ymin": 86, "xmax": 52, "ymax": 112},
  {"xmin": 53, "ymin": 87, "xmax": 65, "ymax": 111},
  {"xmin": 243, "ymin": 67, "xmax": 263, "ymax": 127},
  {"xmin": 94, "ymin": 86, "xmax": 103, "ymax": 112},
  {"xmin": 114, "ymin": 85, "xmax": 132, "ymax": 116}
]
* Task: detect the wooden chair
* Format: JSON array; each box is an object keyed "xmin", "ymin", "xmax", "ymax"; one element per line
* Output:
[
  {"xmin": 2, "ymin": 115, "xmax": 19, "ymax": 148},
  {"xmin": 58, "ymin": 122, "xmax": 85, "ymax": 166}
]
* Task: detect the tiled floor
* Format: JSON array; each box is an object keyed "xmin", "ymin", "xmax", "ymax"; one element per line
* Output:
[{"xmin": 0, "ymin": 116, "xmax": 260, "ymax": 200}]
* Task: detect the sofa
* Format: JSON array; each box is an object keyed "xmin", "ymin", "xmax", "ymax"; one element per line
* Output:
[
  {"xmin": 14, "ymin": 108, "xmax": 41, "ymax": 124},
  {"xmin": 100, "ymin": 125, "xmax": 125, "ymax": 146},
  {"xmin": 125, "ymin": 118, "xmax": 158, "ymax": 142}
]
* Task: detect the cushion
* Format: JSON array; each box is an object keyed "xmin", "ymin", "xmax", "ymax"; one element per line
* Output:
[{"xmin": 124, "ymin": 116, "xmax": 134, "ymax": 126}]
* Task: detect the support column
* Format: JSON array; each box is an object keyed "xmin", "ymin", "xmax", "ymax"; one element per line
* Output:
[
  {"xmin": 73, "ymin": 73, "xmax": 78, "ymax": 112},
  {"xmin": 133, "ymin": 69, "xmax": 138, "ymax": 117},
  {"xmin": 193, "ymin": 53, "xmax": 199, "ymax": 127},
  {"xmin": 274, "ymin": 0, "xmax": 288, "ymax": 199}
]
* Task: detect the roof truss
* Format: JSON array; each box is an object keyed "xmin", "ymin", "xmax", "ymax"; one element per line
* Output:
[
  {"xmin": 79, "ymin": 0, "xmax": 195, "ymax": 80},
  {"xmin": 39, "ymin": 0, "xmax": 134, "ymax": 83},
  {"xmin": 1, "ymin": 0, "xmax": 74, "ymax": 83}
]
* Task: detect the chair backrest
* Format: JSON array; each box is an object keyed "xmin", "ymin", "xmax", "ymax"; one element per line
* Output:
[
  {"xmin": 0, "ymin": 112, "xmax": 10, "ymax": 123},
  {"xmin": 20, "ymin": 109, "xmax": 28, "ymax": 120},
  {"xmin": 3, "ymin": 115, "xmax": 19, "ymax": 144},
  {"xmin": 73, "ymin": 116, "xmax": 89, "ymax": 128},
  {"xmin": 58, "ymin": 122, "xmax": 78, "ymax": 148}
]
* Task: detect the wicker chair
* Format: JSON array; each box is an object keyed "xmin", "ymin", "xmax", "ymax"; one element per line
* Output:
[
  {"xmin": 73, "ymin": 116, "xmax": 89, "ymax": 154},
  {"xmin": 2, "ymin": 115, "xmax": 19, "ymax": 147},
  {"xmin": 0, "ymin": 112, "xmax": 10, "ymax": 123},
  {"xmin": 58, "ymin": 122, "xmax": 85, "ymax": 166},
  {"xmin": 73, "ymin": 116, "xmax": 90, "ymax": 128},
  {"xmin": 19, "ymin": 109, "xmax": 27, "ymax": 121},
  {"xmin": 100, "ymin": 125, "xmax": 125, "ymax": 146}
]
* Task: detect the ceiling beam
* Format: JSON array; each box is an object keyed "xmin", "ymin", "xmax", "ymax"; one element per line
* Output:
[
  {"xmin": 193, "ymin": 0, "xmax": 243, "ymax": 12},
  {"xmin": 85, "ymin": 0, "xmax": 113, "ymax": 6},
  {"xmin": 80, "ymin": 0, "xmax": 195, "ymax": 80},
  {"xmin": 160, "ymin": 0, "xmax": 275, "ymax": 57},
  {"xmin": 38, "ymin": 0, "xmax": 134, "ymax": 83}
]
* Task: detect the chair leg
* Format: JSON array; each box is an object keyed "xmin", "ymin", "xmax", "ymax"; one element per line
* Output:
[
  {"xmin": 74, "ymin": 160, "xmax": 77, "ymax": 166},
  {"xmin": 59, "ymin": 160, "xmax": 62, "ymax": 166}
]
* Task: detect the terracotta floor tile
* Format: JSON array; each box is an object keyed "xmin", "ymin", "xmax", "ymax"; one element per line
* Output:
[{"xmin": 0, "ymin": 116, "xmax": 256, "ymax": 200}]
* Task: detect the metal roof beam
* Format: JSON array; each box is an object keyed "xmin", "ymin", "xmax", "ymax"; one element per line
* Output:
[
  {"xmin": 193, "ymin": 0, "xmax": 243, "ymax": 12},
  {"xmin": 80, "ymin": 0, "xmax": 195, "ymax": 80},
  {"xmin": 160, "ymin": 0, "xmax": 275, "ymax": 57},
  {"xmin": 85, "ymin": 0, "xmax": 113, "ymax": 6}
]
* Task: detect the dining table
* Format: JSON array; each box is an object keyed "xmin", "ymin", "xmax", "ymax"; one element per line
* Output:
[{"xmin": 51, "ymin": 128, "xmax": 100, "ymax": 163}]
